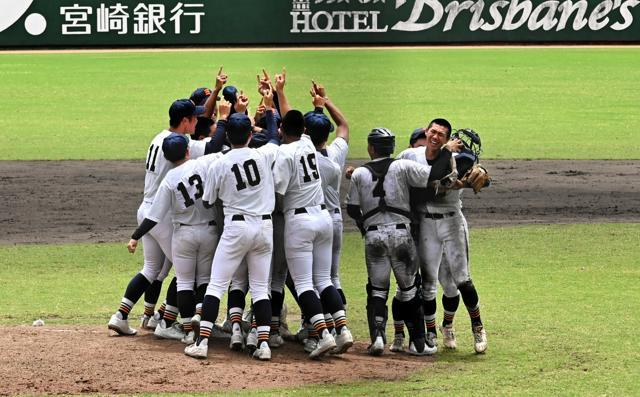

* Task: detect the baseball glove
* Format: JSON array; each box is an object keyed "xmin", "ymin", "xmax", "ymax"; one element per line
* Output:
[{"xmin": 461, "ymin": 164, "xmax": 490, "ymax": 193}]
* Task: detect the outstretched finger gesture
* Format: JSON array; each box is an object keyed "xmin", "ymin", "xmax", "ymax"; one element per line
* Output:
[
  {"xmin": 310, "ymin": 82, "xmax": 326, "ymax": 108},
  {"xmin": 275, "ymin": 67, "xmax": 286, "ymax": 92},
  {"xmin": 236, "ymin": 90, "xmax": 249, "ymax": 114},
  {"xmin": 215, "ymin": 66, "xmax": 228, "ymax": 91}
]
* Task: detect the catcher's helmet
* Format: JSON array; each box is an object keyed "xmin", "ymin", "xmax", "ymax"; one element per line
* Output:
[
  {"xmin": 368, "ymin": 127, "xmax": 395, "ymax": 156},
  {"xmin": 451, "ymin": 128, "xmax": 482, "ymax": 163}
]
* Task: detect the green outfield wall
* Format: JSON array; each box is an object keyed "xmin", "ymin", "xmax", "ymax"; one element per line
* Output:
[{"xmin": 1, "ymin": 0, "xmax": 639, "ymax": 47}]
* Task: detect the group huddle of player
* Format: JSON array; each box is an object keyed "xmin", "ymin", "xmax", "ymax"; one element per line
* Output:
[{"xmin": 107, "ymin": 66, "xmax": 489, "ymax": 362}]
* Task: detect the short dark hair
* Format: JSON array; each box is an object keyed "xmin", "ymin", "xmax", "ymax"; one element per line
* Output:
[
  {"xmin": 191, "ymin": 117, "xmax": 213, "ymax": 140},
  {"xmin": 281, "ymin": 110, "xmax": 305, "ymax": 137},
  {"xmin": 226, "ymin": 113, "xmax": 252, "ymax": 146},
  {"xmin": 428, "ymin": 118, "xmax": 452, "ymax": 138}
]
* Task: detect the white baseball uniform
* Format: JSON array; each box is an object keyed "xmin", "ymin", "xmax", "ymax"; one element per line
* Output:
[
  {"xmin": 317, "ymin": 137, "xmax": 348, "ymax": 290},
  {"xmin": 274, "ymin": 134, "xmax": 333, "ymax": 295},
  {"xmin": 202, "ymin": 143, "xmax": 279, "ymax": 303},
  {"xmin": 146, "ymin": 153, "xmax": 222, "ymax": 293},
  {"xmin": 396, "ymin": 147, "xmax": 470, "ymax": 301}
]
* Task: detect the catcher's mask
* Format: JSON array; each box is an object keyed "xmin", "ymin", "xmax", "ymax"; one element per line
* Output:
[
  {"xmin": 368, "ymin": 127, "xmax": 395, "ymax": 156},
  {"xmin": 451, "ymin": 128, "xmax": 482, "ymax": 163}
]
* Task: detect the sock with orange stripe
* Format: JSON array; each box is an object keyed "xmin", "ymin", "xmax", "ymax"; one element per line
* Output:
[
  {"xmin": 458, "ymin": 280, "xmax": 482, "ymax": 327},
  {"xmin": 119, "ymin": 273, "xmax": 151, "ymax": 319},
  {"xmin": 320, "ymin": 286, "xmax": 347, "ymax": 333},
  {"xmin": 441, "ymin": 293, "xmax": 460, "ymax": 327},
  {"xmin": 254, "ymin": 299, "xmax": 271, "ymax": 346},
  {"xmin": 143, "ymin": 280, "xmax": 163, "ymax": 312},
  {"xmin": 422, "ymin": 298, "xmax": 437, "ymax": 335},
  {"xmin": 309, "ymin": 313, "xmax": 328, "ymax": 340},
  {"xmin": 195, "ymin": 294, "xmax": 221, "ymax": 345},
  {"xmin": 391, "ymin": 297, "xmax": 405, "ymax": 337},
  {"xmin": 324, "ymin": 313, "xmax": 335, "ymax": 334}
]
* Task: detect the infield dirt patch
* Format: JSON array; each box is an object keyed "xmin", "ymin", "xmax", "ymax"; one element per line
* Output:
[
  {"xmin": 1, "ymin": 325, "xmax": 431, "ymax": 396},
  {"xmin": 1, "ymin": 159, "xmax": 638, "ymax": 245}
]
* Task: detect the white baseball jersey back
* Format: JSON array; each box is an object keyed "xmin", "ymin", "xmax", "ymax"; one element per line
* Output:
[
  {"xmin": 203, "ymin": 144, "xmax": 279, "ymax": 216},
  {"xmin": 397, "ymin": 147, "xmax": 462, "ymax": 213},
  {"xmin": 318, "ymin": 137, "xmax": 348, "ymax": 212},
  {"xmin": 274, "ymin": 135, "xmax": 325, "ymax": 211},
  {"xmin": 142, "ymin": 130, "xmax": 205, "ymax": 204},
  {"xmin": 147, "ymin": 153, "xmax": 222, "ymax": 225},
  {"xmin": 346, "ymin": 158, "xmax": 433, "ymax": 230}
]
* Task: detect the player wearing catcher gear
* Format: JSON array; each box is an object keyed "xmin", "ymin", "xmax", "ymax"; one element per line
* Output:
[
  {"xmin": 397, "ymin": 119, "xmax": 489, "ymax": 354},
  {"xmin": 127, "ymin": 133, "xmax": 223, "ymax": 344},
  {"xmin": 185, "ymin": 92, "xmax": 280, "ymax": 361},
  {"xmin": 346, "ymin": 128, "xmax": 461, "ymax": 356},
  {"xmin": 108, "ymin": 99, "xmax": 206, "ymax": 337},
  {"xmin": 274, "ymin": 110, "xmax": 353, "ymax": 359}
]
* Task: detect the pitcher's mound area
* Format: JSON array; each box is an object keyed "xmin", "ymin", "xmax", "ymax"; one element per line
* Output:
[{"xmin": 1, "ymin": 326, "xmax": 432, "ymax": 395}]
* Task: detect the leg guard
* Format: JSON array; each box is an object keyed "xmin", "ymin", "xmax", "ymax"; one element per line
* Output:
[{"xmin": 366, "ymin": 282, "xmax": 388, "ymax": 344}]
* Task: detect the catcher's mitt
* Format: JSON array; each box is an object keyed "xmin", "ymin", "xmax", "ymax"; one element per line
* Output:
[{"xmin": 461, "ymin": 164, "xmax": 490, "ymax": 193}]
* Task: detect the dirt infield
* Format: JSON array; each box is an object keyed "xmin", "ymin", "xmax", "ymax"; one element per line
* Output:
[
  {"xmin": 1, "ymin": 159, "xmax": 639, "ymax": 395},
  {"xmin": 0, "ymin": 325, "xmax": 433, "ymax": 396},
  {"xmin": 1, "ymin": 159, "xmax": 638, "ymax": 245}
]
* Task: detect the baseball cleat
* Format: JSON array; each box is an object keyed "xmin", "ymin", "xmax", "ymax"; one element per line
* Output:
[
  {"xmin": 252, "ymin": 342, "xmax": 272, "ymax": 361},
  {"xmin": 140, "ymin": 315, "xmax": 151, "ymax": 330},
  {"xmin": 181, "ymin": 331, "xmax": 195, "ymax": 345},
  {"xmin": 230, "ymin": 331, "xmax": 244, "ymax": 351},
  {"xmin": 390, "ymin": 334, "xmax": 405, "ymax": 353},
  {"xmin": 426, "ymin": 331, "xmax": 438, "ymax": 348},
  {"xmin": 108, "ymin": 313, "xmax": 137, "ymax": 336},
  {"xmin": 221, "ymin": 317, "xmax": 232, "ymax": 334},
  {"xmin": 154, "ymin": 320, "xmax": 185, "ymax": 340},
  {"xmin": 268, "ymin": 333, "xmax": 285, "ymax": 348},
  {"xmin": 368, "ymin": 336, "xmax": 385, "ymax": 356},
  {"xmin": 473, "ymin": 325, "xmax": 488, "ymax": 354},
  {"xmin": 184, "ymin": 339, "xmax": 208, "ymax": 359},
  {"xmin": 303, "ymin": 338, "xmax": 318, "ymax": 353},
  {"xmin": 332, "ymin": 327, "xmax": 354, "ymax": 354},
  {"xmin": 408, "ymin": 338, "xmax": 437, "ymax": 356},
  {"xmin": 191, "ymin": 314, "xmax": 201, "ymax": 339},
  {"xmin": 245, "ymin": 328, "xmax": 258, "ymax": 352},
  {"xmin": 440, "ymin": 325, "xmax": 457, "ymax": 349},
  {"xmin": 147, "ymin": 312, "xmax": 160, "ymax": 330},
  {"xmin": 309, "ymin": 333, "xmax": 336, "ymax": 360}
]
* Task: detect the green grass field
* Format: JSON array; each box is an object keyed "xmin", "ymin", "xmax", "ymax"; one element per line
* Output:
[
  {"xmin": 1, "ymin": 224, "xmax": 639, "ymax": 396},
  {"xmin": 1, "ymin": 48, "xmax": 639, "ymax": 160}
]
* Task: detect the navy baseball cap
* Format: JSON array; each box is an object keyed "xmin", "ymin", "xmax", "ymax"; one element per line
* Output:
[
  {"xmin": 189, "ymin": 87, "xmax": 212, "ymax": 106},
  {"xmin": 162, "ymin": 133, "xmax": 189, "ymax": 162},
  {"xmin": 304, "ymin": 112, "xmax": 334, "ymax": 135},
  {"xmin": 169, "ymin": 99, "xmax": 205, "ymax": 121},
  {"xmin": 249, "ymin": 132, "xmax": 270, "ymax": 148},
  {"xmin": 227, "ymin": 113, "xmax": 252, "ymax": 136},
  {"xmin": 409, "ymin": 128, "xmax": 426, "ymax": 146},
  {"xmin": 222, "ymin": 86, "xmax": 238, "ymax": 104}
]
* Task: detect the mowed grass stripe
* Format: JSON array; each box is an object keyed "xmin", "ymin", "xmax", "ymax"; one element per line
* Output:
[
  {"xmin": 0, "ymin": 223, "xmax": 638, "ymax": 395},
  {"xmin": 0, "ymin": 48, "xmax": 638, "ymax": 160}
]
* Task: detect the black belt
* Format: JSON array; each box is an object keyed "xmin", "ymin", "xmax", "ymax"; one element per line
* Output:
[
  {"xmin": 294, "ymin": 204, "xmax": 327, "ymax": 214},
  {"xmin": 367, "ymin": 224, "xmax": 407, "ymax": 232},
  {"xmin": 232, "ymin": 214, "xmax": 271, "ymax": 221},
  {"xmin": 424, "ymin": 212, "xmax": 456, "ymax": 219},
  {"xmin": 180, "ymin": 220, "xmax": 217, "ymax": 227}
]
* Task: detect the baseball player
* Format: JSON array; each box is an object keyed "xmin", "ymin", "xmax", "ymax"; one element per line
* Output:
[
  {"xmin": 397, "ymin": 119, "xmax": 489, "ymax": 354},
  {"xmin": 108, "ymin": 99, "xmax": 206, "ymax": 337},
  {"xmin": 184, "ymin": 90, "xmax": 280, "ymax": 361},
  {"xmin": 126, "ymin": 133, "xmax": 222, "ymax": 344},
  {"xmin": 305, "ymin": 82, "xmax": 350, "ymax": 309},
  {"xmin": 346, "ymin": 128, "xmax": 461, "ymax": 356},
  {"xmin": 273, "ymin": 109, "xmax": 353, "ymax": 359}
]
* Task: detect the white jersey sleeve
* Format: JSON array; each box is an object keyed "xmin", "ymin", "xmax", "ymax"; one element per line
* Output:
[
  {"xmin": 188, "ymin": 139, "xmax": 207, "ymax": 159},
  {"xmin": 326, "ymin": 137, "xmax": 348, "ymax": 169},
  {"xmin": 146, "ymin": 180, "xmax": 173, "ymax": 223}
]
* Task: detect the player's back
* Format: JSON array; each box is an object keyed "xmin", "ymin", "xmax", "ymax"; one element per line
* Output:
[
  {"xmin": 205, "ymin": 145, "xmax": 278, "ymax": 216},
  {"xmin": 142, "ymin": 130, "xmax": 173, "ymax": 204},
  {"xmin": 275, "ymin": 135, "xmax": 325, "ymax": 211},
  {"xmin": 348, "ymin": 159, "xmax": 431, "ymax": 228},
  {"xmin": 317, "ymin": 152, "xmax": 341, "ymax": 212}
]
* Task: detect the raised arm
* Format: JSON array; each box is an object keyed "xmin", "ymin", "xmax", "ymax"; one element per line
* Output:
[
  {"xmin": 203, "ymin": 66, "xmax": 227, "ymax": 119},
  {"xmin": 274, "ymin": 67, "xmax": 291, "ymax": 117},
  {"xmin": 313, "ymin": 81, "xmax": 349, "ymax": 143}
]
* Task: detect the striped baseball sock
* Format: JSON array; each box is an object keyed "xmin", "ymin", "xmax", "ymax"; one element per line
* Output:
[
  {"xmin": 467, "ymin": 304, "xmax": 482, "ymax": 327},
  {"xmin": 324, "ymin": 313, "xmax": 335, "ymax": 334},
  {"xmin": 229, "ymin": 307, "xmax": 243, "ymax": 329},
  {"xmin": 143, "ymin": 302, "xmax": 155, "ymax": 318},
  {"xmin": 442, "ymin": 293, "xmax": 460, "ymax": 327},
  {"xmin": 423, "ymin": 298, "xmax": 437, "ymax": 335},
  {"xmin": 257, "ymin": 326, "xmax": 270, "ymax": 345},
  {"xmin": 196, "ymin": 320, "xmax": 214, "ymax": 345},
  {"xmin": 270, "ymin": 316, "xmax": 280, "ymax": 335},
  {"xmin": 158, "ymin": 302, "xmax": 166, "ymax": 319},
  {"xmin": 182, "ymin": 317, "xmax": 193, "ymax": 333},
  {"xmin": 163, "ymin": 305, "xmax": 179, "ymax": 327},
  {"xmin": 309, "ymin": 313, "xmax": 327, "ymax": 339},
  {"xmin": 118, "ymin": 298, "xmax": 134, "ymax": 320},
  {"xmin": 331, "ymin": 310, "xmax": 347, "ymax": 334},
  {"xmin": 394, "ymin": 321, "xmax": 405, "ymax": 337}
]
